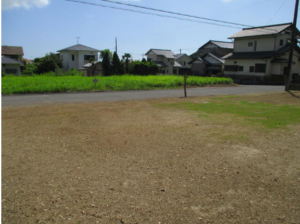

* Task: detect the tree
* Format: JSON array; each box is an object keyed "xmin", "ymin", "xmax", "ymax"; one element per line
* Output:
[
  {"xmin": 22, "ymin": 63, "xmax": 38, "ymax": 75},
  {"xmin": 122, "ymin": 53, "xmax": 131, "ymax": 74},
  {"xmin": 141, "ymin": 58, "xmax": 147, "ymax": 63},
  {"xmin": 34, "ymin": 53, "xmax": 62, "ymax": 74},
  {"xmin": 111, "ymin": 51, "xmax": 123, "ymax": 75},
  {"xmin": 100, "ymin": 49, "xmax": 112, "ymax": 76}
]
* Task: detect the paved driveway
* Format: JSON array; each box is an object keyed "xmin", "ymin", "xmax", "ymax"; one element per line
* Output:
[{"xmin": 2, "ymin": 85, "xmax": 284, "ymax": 107}]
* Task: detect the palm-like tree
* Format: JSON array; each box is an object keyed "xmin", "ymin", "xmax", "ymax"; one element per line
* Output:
[{"xmin": 122, "ymin": 53, "xmax": 131, "ymax": 74}]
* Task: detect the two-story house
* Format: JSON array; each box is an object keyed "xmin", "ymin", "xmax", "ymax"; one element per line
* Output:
[
  {"xmin": 175, "ymin": 54, "xmax": 192, "ymax": 75},
  {"xmin": 190, "ymin": 40, "xmax": 233, "ymax": 76},
  {"xmin": 145, "ymin": 49, "xmax": 181, "ymax": 74},
  {"xmin": 2, "ymin": 46, "xmax": 24, "ymax": 76},
  {"xmin": 223, "ymin": 23, "xmax": 300, "ymax": 83},
  {"xmin": 58, "ymin": 44, "xmax": 100, "ymax": 71}
]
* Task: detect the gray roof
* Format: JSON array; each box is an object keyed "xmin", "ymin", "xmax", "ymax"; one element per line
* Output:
[
  {"xmin": 2, "ymin": 56, "xmax": 23, "ymax": 65},
  {"xmin": 153, "ymin": 61, "xmax": 168, "ymax": 67},
  {"xmin": 146, "ymin": 49, "xmax": 176, "ymax": 59},
  {"xmin": 2, "ymin": 46, "xmax": 24, "ymax": 55},
  {"xmin": 83, "ymin": 61, "xmax": 101, "ymax": 68},
  {"xmin": 223, "ymin": 44, "xmax": 294, "ymax": 60},
  {"xmin": 58, "ymin": 44, "xmax": 100, "ymax": 52},
  {"xmin": 203, "ymin": 53, "xmax": 225, "ymax": 64},
  {"xmin": 210, "ymin": 41, "xmax": 234, "ymax": 49},
  {"xmin": 229, "ymin": 23, "xmax": 292, "ymax": 39},
  {"xmin": 174, "ymin": 61, "xmax": 182, "ymax": 68}
]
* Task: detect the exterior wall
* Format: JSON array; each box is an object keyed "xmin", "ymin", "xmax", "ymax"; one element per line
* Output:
[
  {"xmin": 146, "ymin": 51, "xmax": 174, "ymax": 74},
  {"xmin": 61, "ymin": 51, "xmax": 99, "ymax": 70},
  {"xmin": 218, "ymin": 48, "xmax": 233, "ymax": 57},
  {"xmin": 274, "ymin": 34, "xmax": 290, "ymax": 51},
  {"xmin": 147, "ymin": 52, "xmax": 158, "ymax": 61},
  {"xmin": 224, "ymin": 59, "xmax": 267, "ymax": 76},
  {"xmin": 2, "ymin": 64, "xmax": 21, "ymax": 76},
  {"xmin": 176, "ymin": 55, "xmax": 192, "ymax": 69},
  {"xmin": 234, "ymin": 37, "xmax": 275, "ymax": 52}
]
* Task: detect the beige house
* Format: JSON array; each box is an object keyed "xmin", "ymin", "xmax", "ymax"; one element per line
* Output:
[
  {"xmin": 145, "ymin": 49, "xmax": 181, "ymax": 74},
  {"xmin": 175, "ymin": 54, "xmax": 192, "ymax": 74},
  {"xmin": 223, "ymin": 23, "xmax": 300, "ymax": 83}
]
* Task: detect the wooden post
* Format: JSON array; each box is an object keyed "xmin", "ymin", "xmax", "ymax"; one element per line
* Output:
[
  {"xmin": 285, "ymin": 0, "xmax": 299, "ymax": 91},
  {"xmin": 184, "ymin": 74, "xmax": 188, "ymax": 97}
]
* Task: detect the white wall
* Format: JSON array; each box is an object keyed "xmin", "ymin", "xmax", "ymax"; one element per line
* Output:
[
  {"xmin": 234, "ymin": 37, "xmax": 275, "ymax": 52},
  {"xmin": 176, "ymin": 55, "xmax": 192, "ymax": 69},
  {"xmin": 224, "ymin": 59, "xmax": 267, "ymax": 76},
  {"xmin": 3, "ymin": 64, "xmax": 21, "ymax": 76},
  {"xmin": 61, "ymin": 51, "xmax": 99, "ymax": 70}
]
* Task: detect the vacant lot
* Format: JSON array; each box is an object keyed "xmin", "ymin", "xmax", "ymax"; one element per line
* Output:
[{"xmin": 2, "ymin": 92, "xmax": 300, "ymax": 223}]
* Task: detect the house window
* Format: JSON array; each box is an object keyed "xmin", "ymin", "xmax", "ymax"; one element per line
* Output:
[
  {"xmin": 184, "ymin": 62, "xmax": 186, "ymax": 65},
  {"xmin": 167, "ymin": 70, "xmax": 169, "ymax": 73},
  {"xmin": 255, "ymin": 64, "xmax": 266, "ymax": 73},
  {"xmin": 239, "ymin": 66, "xmax": 244, "ymax": 71},
  {"xmin": 254, "ymin": 41, "xmax": 257, "ymax": 51},
  {"xmin": 225, "ymin": 65, "xmax": 239, "ymax": 72},
  {"xmin": 84, "ymin": 55, "xmax": 95, "ymax": 61},
  {"xmin": 249, "ymin": 66, "xmax": 255, "ymax": 73},
  {"xmin": 5, "ymin": 69, "xmax": 17, "ymax": 74},
  {"xmin": 248, "ymin": 42, "xmax": 253, "ymax": 47},
  {"xmin": 147, "ymin": 58, "xmax": 152, "ymax": 62},
  {"xmin": 72, "ymin": 55, "xmax": 75, "ymax": 61},
  {"xmin": 280, "ymin": 39, "xmax": 283, "ymax": 46}
]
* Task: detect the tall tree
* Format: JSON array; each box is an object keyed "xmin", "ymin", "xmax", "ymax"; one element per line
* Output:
[
  {"xmin": 111, "ymin": 51, "xmax": 122, "ymax": 75},
  {"xmin": 34, "ymin": 53, "xmax": 62, "ymax": 74},
  {"xmin": 100, "ymin": 49, "xmax": 112, "ymax": 76},
  {"xmin": 122, "ymin": 53, "xmax": 131, "ymax": 74}
]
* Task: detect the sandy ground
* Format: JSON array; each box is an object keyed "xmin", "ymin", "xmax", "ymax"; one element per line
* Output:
[{"xmin": 2, "ymin": 92, "xmax": 300, "ymax": 224}]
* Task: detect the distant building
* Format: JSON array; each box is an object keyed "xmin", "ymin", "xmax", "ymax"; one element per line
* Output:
[
  {"xmin": 175, "ymin": 54, "xmax": 192, "ymax": 75},
  {"xmin": 189, "ymin": 40, "xmax": 233, "ymax": 76},
  {"xmin": 145, "ymin": 49, "xmax": 181, "ymax": 74},
  {"xmin": 2, "ymin": 46, "xmax": 24, "ymax": 76},
  {"xmin": 57, "ymin": 44, "xmax": 100, "ymax": 71},
  {"xmin": 223, "ymin": 23, "xmax": 300, "ymax": 83}
]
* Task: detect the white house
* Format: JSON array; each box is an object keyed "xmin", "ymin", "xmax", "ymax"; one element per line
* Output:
[
  {"xmin": 223, "ymin": 23, "xmax": 300, "ymax": 83},
  {"xmin": 175, "ymin": 54, "xmax": 192, "ymax": 74},
  {"xmin": 57, "ymin": 44, "xmax": 100, "ymax": 71},
  {"xmin": 145, "ymin": 49, "xmax": 181, "ymax": 74}
]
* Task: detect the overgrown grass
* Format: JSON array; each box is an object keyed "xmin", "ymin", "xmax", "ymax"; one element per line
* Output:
[
  {"xmin": 2, "ymin": 75, "xmax": 233, "ymax": 94},
  {"xmin": 163, "ymin": 98, "xmax": 300, "ymax": 129}
]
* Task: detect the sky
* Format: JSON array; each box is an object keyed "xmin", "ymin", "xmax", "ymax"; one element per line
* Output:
[{"xmin": 1, "ymin": 0, "xmax": 299, "ymax": 60}]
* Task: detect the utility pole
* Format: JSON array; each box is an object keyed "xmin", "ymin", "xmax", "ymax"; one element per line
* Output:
[
  {"xmin": 76, "ymin": 37, "xmax": 80, "ymax": 44},
  {"xmin": 285, "ymin": 0, "xmax": 299, "ymax": 91},
  {"xmin": 115, "ymin": 37, "xmax": 118, "ymax": 54}
]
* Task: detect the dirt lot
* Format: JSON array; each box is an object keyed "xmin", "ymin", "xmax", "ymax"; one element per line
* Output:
[{"xmin": 2, "ymin": 92, "xmax": 300, "ymax": 224}]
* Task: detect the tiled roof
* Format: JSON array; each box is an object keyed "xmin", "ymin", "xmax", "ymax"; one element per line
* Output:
[
  {"xmin": 2, "ymin": 56, "xmax": 23, "ymax": 65},
  {"xmin": 153, "ymin": 61, "xmax": 168, "ymax": 67},
  {"xmin": 173, "ymin": 61, "xmax": 182, "ymax": 68},
  {"xmin": 228, "ymin": 23, "xmax": 292, "ymax": 39},
  {"xmin": 210, "ymin": 41, "xmax": 234, "ymax": 49},
  {"xmin": 223, "ymin": 44, "xmax": 293, "ymax": 60},
  {"xmin": 2, "ymin": 46, "xmax": 24, "ymax": 55},
  {"xmin": 175, "ymin": 54, "xmax": 184, "ymax": 59},
  {"xmin": 203, "ymin": 53, "xmax": 225, "ymax": 64},
  {"xmin": 58, "ymin": 44, "xmax": 100, "ymax": 52},
  {"xmin": 146, "ymin": 49, "xmax": 176, "ymax": 59}
]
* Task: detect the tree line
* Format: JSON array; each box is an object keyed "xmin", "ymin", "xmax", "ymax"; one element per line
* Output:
[{"xmin": 21, "ymin": 50, "xmax": 158, "ymax": 76}]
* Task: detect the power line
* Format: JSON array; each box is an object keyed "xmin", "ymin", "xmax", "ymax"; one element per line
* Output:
[
  {"xmin": 94, "ymin": 0, "xmax": 253, "ymax": 28},
  {"xmin": 267, "ymin": 0, "xmax": 288, "ymax": 24},
  {"xmin": 65, "ymin": 0, "xmax": 247, "ymax": 29}
]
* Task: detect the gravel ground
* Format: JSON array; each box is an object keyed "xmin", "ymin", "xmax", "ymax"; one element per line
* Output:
[{"xmin": 2, "ymin": 92, "xmax": 300, "ymax": 224}]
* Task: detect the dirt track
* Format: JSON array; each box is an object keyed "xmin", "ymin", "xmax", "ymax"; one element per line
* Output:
[{"xmin": 2, "ymin": 92, "xmax": 300, "ymax": 223}]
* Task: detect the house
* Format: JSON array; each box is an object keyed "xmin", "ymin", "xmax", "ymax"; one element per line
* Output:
[
  {"xmin": 175, "ymin": 54, "xmax": 192, "ymax": 74},
  {"xmin": 2, "ymin": 46, "xmax": 25, "ymax": 76},
  {"xmin": 2, "ymin": 56, "xmax": 23, "ymax": 76},
  {"xmin": 190, "ymin": 40, "xmax": 233, "ymax": 76},
  {"xmin": 223, "ymin": 23, "xmax": 300, "ymax": 83},
  {"xmin": 57, "ymin": 44, "xmax": 100, "ymax": 71},
  {"xmin": 81, "ymin": 61, "xmax": 103, "ymax": 76},
  {"xmin": 2, "ymin": 46, "xmax": 24, "ymax": 63},
  {"xmin": 145, "ymin": 49, "xmax": 181, "ymax": 74}
]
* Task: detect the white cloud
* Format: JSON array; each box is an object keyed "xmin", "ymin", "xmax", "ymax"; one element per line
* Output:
[
  {"xmin": 221, "ymin": 0, "xmax": 233, "ymax": 2},
  {"xmin": 2, "ymin": 0, "xmax": 50, "ymax": 10}
]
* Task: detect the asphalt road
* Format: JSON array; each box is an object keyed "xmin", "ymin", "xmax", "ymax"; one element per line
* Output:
[{"xmin": 2, "ymin": 85, "xmax": 284, "ymax": 107}]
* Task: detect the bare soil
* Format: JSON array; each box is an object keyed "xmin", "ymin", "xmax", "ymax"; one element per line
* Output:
[{"xmin": 2, "ymin": 92, "xmax": 300, "ymax": 224}]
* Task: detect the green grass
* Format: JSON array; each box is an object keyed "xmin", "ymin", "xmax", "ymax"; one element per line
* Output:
[
  {"xmin": 163, "ymin": 98, "xmax": 300, "ymax": 129},
  {"xmin": 2, "ymin": 75, "xmax": 233, "ymax": 95}
]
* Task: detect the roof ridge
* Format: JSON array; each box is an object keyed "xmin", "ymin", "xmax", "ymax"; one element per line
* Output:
[{"xmin": 243, "ymin": 22, "xmax": 292, "ymax": 30}]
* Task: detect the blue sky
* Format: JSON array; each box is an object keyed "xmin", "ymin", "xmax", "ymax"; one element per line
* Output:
[{"xmin": 1, "ymin": 0, "xmax": 299, "ymax": 60}]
